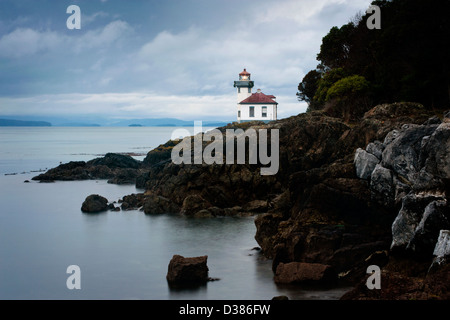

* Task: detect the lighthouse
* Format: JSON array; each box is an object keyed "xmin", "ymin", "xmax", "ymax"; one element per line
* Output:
[
  {"xmin": 234, "ymin": 68, "xmax": 254, "ymax": 103},
  {"xmin": 233, "ymin": 69, "xmax": 278, "ymax": 123}
]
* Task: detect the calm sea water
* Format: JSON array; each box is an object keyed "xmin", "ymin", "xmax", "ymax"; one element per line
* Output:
[{"xmin": 0, "ymin": 127, "xmax": 349, "ymax": 300}]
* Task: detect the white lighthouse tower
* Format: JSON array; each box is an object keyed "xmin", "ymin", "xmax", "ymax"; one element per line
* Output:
[
  {"xmin": 233, "ymin": 68, "xmax": 278, "ymax": 123},
  {"xmin": 234, "ymin": 68, "xmax": 254, "ymax": 103}
]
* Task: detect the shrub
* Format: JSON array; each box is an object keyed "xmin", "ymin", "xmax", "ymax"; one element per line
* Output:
[{"xmin": 324, "ymin": 75, "xmax": 371, "ymax": 121}]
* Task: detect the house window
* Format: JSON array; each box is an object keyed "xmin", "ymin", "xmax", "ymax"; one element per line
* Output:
[
  {"xmin": 262, "ymin": 106, "xmax": 267, "ymax": 117},
  {"xmin": 249, "ymin": 106, "xmax": 255, "ymax": 117},
  {"xmin": 238, "ymin": 110, "xmax": 241, "ymax": 118}
]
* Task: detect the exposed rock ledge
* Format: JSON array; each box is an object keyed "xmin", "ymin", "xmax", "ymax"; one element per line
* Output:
[{"xmin": 32, "ymin": 153, "xmax": 143, "ymax": 185}]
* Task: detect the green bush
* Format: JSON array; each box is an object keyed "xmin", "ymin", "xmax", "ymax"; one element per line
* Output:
[
  {"xmin": 326, "ymin": 75, "xmax": 370, "ymax": 102},
  {"xmin": 313, "ymin": 68, "xmax": 348, "ymax": 105},
  {"xmin": 323, "ymin": 75, "xmax": 371, "ymax": 121}
]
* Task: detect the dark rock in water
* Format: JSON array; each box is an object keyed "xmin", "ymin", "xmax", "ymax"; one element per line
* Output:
[
  {"xmin": 32, "ymin": 153, "xmax": 144, "ymax": 185},
  {"xmin": 88, "ymin": 153, "xmax": 140, "ymax": 169},
  {"xmin": 81, "ymin": 194, "xmax": 109, "ymax": 213},
  {"xmin": 143, "ymin": 194, "xmax": 180, "ymax": 214},
  {"xmin": 120, "ymin": 193, "xmax": 145, "ymax": 211},
  {"xmin": 166, "ymin": 255, "xmax": 209, "ymax": 284},
  {"xmin": 274, "ymin": 262, "xmax": 336, "ymax": 284}
]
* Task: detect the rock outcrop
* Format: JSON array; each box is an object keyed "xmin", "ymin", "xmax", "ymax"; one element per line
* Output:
[
  {"xmin": 340, "ymin": 109, "xmax": 450, "ymax": 299},
  {"xmin": 32, "ymin": 153, "xmax": 143, "ymax": 185},
  {"xmin": 253, "ymin": 103, "xmax": 438, "ymax": 283},
  {"xmin": 352, "ymin": 118, "xmax": 450, "ymax": 260},
  {"xmin": 34, "ymin": 102, "xmax": 449, "ymax": 299},
  {"xmin": 166, "ymin": 255, "xmax": 209, "ymax": 285},
  {"xmin": 81, "ymin": 194, "xmax": 109, "ymax": 213}
]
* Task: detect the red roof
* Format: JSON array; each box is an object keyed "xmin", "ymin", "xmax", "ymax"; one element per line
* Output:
[
  {"xmin": 239, "ymin": 91, "xmax": 278, "ymax": 104},
  {"xmin": 239, "ymin": 68, "xmax": 250, "ymax": 76}
]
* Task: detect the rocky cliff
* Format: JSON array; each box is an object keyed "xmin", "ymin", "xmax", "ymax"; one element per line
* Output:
[{"xmin": 33, "ymin": 102, "xmax": 449, "ymax": 299}]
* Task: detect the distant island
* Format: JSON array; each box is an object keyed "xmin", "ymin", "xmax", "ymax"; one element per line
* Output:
[
  {"xmin": 0, "ymin": 119, "xmax": 51, "ymax": 127},
  {"xmin": 0, "ymin": 117, "xmax": 230, "ymax": 127}
]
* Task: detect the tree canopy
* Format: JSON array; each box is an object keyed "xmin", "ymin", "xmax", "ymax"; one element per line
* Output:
[{"xmin": 298, "ymin": 0, "xmax": 450, "ymax": 120}]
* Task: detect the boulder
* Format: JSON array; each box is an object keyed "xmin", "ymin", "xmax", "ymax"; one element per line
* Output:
[
  {"xmin": 166, "ymin": 255, "xmax": 209, "ymax": 284},
  {"xmin": 429, "ymin": 230, "xmax": 450, "ymax": 272},
  {"xmin": 407, "ymin": 199, "xmax": 450, "ymax": 257},
  {"xmin": 421, "ymin": 123, "xmax": 450, "ymax": 181},
  {"xmin": 370, "ymin": 164, "xmax": 394, "ymax": 207},
  {"xmin": 274, "ymin": 262, "xmax": 336, "ymax": 284},
  {"xmin": 381, "ymin": 124, "xmax": 438, "ymax": 182},
  {"xmin": 390, "ymin": 193, "xmax": 437, "ymax": 251},
  {"xmin": 81, "ymin": 194, "xmax": 109, "ymax": 213},
  {"xmin": 365, "ymin": 140, "xmax": 384, "ymax": 160},
  {"xmin": 354, "ymin": 148, "xmax": 379, "ymax": 180},
  {"xmin": 433, "ymin": 230, "xmax": 450, "ymax": 259}
]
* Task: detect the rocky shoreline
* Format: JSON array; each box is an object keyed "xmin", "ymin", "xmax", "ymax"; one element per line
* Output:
[{"xmin": 33, "ymin": 103, "xmax": 450, "ymax": 299}]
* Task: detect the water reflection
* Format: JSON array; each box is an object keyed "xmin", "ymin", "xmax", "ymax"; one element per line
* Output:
[{"xmin": 168, "ymin": 282, "xmax": 208, "ymax": 298}]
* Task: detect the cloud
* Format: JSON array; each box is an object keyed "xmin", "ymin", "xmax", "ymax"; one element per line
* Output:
[
  {"xmin": 0, "ymin": 19, "xmax": 133, "ymax": 58},
  {"xmin": 0, "ymin": 28, "xmax": 61, "ymax": 58},
  {"xmin": 0, "ymin": 0, "xmax": 373, "ymax": 120},
  {"xmin": 133, "ymin": 0, "xmax": 365, "ymax": 94},
  {"xmin": 74, "ymin": 20, "xmax": 133, "ymax": 52},
  {"xmin": 82, "ymin": 11, "xmax": 110, "ymax": 27}
]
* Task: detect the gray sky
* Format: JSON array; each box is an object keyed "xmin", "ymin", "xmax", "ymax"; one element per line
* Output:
[{"xmin": 0, "ymin": 0, "xmax": 373, "ymax": 121}]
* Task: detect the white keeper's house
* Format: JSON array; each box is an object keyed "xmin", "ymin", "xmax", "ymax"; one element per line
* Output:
[{"xmin": 233, "ymin": 68, "xmax": 278, "ymax": 123}]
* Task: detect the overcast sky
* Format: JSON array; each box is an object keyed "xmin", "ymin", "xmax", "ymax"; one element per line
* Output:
[{"xmin": 0, "ymin": 0, "xmax": 373, "ymax": 122}]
